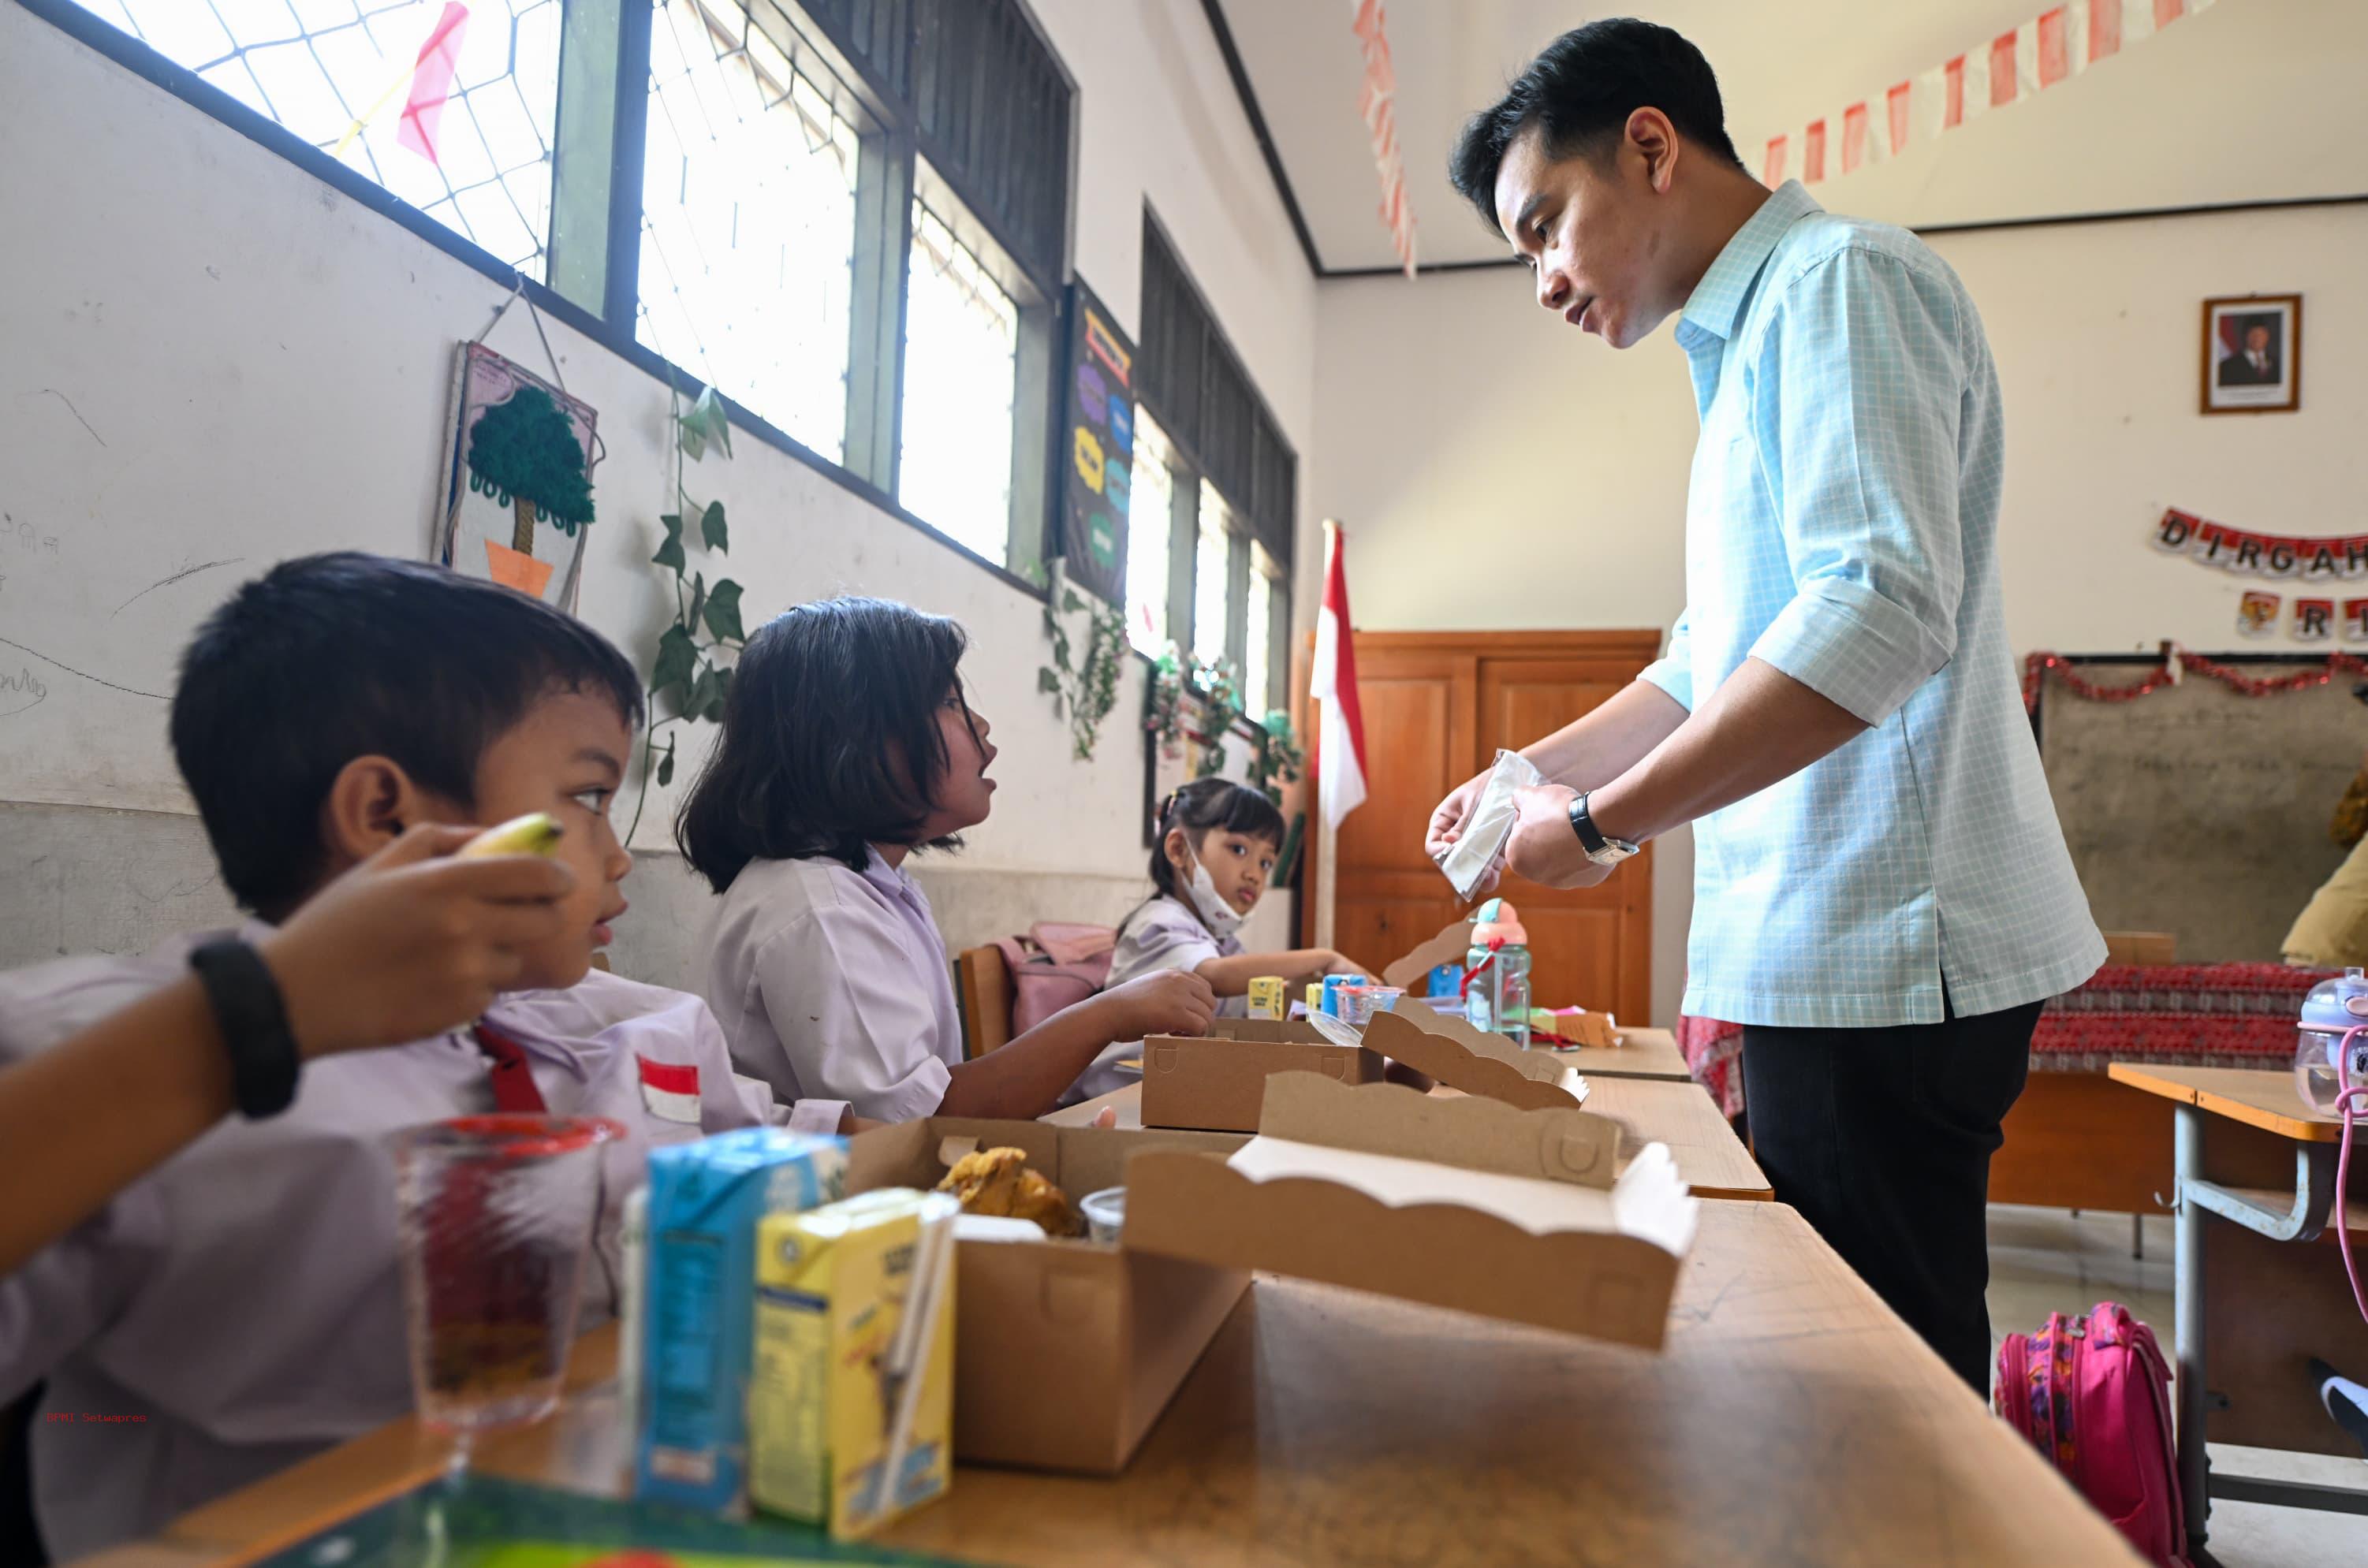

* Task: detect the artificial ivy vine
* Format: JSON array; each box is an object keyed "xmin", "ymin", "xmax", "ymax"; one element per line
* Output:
[
  {"xmin": 1037, "ymin": 557, "xmax": 1128, "ymax": 761},
  {"xmin": 625, "ymin": 383, "xmax": 744, "ymax": 844}
]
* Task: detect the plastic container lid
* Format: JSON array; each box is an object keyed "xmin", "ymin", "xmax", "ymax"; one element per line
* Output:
[
  {"xmin": 2299, "ymin": 966, "xmax": 2368, "ymax": 1031},
  {"xmin": 1471, "ymin": 897, "xmax": 1529, "ymax": 948}
]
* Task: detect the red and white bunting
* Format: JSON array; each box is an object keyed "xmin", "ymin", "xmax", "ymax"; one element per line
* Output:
[
  {"xmin": 2150, "ymin": 508, "xmax": 2368, "ymax": 582},
  {"xmin": 1762, "ymin": 0, "xmax": 2218, "ymax": 188},
  {"xmin": 1351, "ymin": 0, "xmax": 1416, "ymax": 276}
]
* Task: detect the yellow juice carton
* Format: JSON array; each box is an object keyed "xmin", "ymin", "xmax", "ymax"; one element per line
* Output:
[
  {"xmin": 1246, "ymin": 975, "xmax": 1287, "ymax": 1019},
  {"xmin": 749, "ymin": 1189, "xmax": 958, "ymax": 1538}
]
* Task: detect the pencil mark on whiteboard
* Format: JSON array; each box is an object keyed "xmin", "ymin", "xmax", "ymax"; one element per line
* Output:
[
  {"xmin": 0, "ymin": 636, "xmax": 165, "ymax": 701},
  {"xmin": 23, "ymin": 389, "xmax": 107, "ymax": 448},
  {"xmin": 114, "ymin": 558, "xmax": 245, "ymax": 618},
  {"xmin": 0, "ymin": 666, "xmax": 47, "ymax": 719}
]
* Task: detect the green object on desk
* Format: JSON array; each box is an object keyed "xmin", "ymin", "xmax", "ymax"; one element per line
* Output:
[{"xmin": 249, "ymin": 1473, "xmax": 976, "ymax": 1567}]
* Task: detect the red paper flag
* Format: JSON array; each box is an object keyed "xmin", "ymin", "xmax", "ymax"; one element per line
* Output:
[
  {"xmin": 2154, "ymin": 0, "xmax": 2185, "ymax": 27},
  {"xmin": 1989, "ymin": 32, "xmax": 2019, "ymax": 108},
  {"xmin": 397, "ymin": 2, "xmax": 471, "ymax": 166},
  {"xmin": 2090, "ymin": 0, "xmax": 2124, "ymax": 61},
  {"xmin": 1840, "ymin": 103, "xmax": 1868, "ymax": 174},
  {"xmin": 1943, "ymin": 57, "xmax": 1967, "ymax": 128},
  {"xmin": 1886, "ymin": 82, "xmax": 1912, "ymax": 155},
  {"xmin": 1763, "ymin": 135, "xmax": 1788, "ymax": 187},
  {"xmin": 2037, "ymin": 8, "xmax": 2070, "ymax": 86},
  {"xmin": 1311, "ymin": 525, "xmax": 1367, "ymax": 829},
  {"xmin": 1803, "ymin": 118, "xmax": 1826, "ymax": 183}
]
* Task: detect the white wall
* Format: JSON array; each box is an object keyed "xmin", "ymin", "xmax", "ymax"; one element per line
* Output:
[
  {"xmin": 1312, "ymin": 199, "xmax": 2368, "ymax": 1024},
  {"xmin": 0, "ymin": 0, "xmax": 1314, "ymax": 976}
]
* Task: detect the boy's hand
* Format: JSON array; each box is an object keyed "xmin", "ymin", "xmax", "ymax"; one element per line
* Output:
[
  {"xmin": 260, "ymin": 824, "xmax": 576, "ymax": 1059},
  {"xmin": 1321, "ymin": 951, "xmax": 1374, "ymax": 980},
  {"xmin": 1099, "ymin": 970, "xmax": 1217, "ymax": 1041}
]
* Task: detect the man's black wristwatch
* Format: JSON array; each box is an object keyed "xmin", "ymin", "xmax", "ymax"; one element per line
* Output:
[
  {"xmin": 188, "ymin": 938, "xmax": 303, "ymax": 1119},
  {"xmin": 1566, "ymin": 791, "xmax": 1641, "ymax": 868}
]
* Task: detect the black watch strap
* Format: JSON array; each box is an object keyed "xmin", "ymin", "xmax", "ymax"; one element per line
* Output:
[
  {"xmin": 189, "ymin": 939, "xmax": 302, "ymax": 1119},
  {"xmin": 1567, "ymin": 791, "xmax": 1611, "ymax": 855}
]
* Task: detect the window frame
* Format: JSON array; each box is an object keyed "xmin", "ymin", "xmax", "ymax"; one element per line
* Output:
[{"xmin": 20, "ymin": 0, "xmax": 1077, "ymax": 605}]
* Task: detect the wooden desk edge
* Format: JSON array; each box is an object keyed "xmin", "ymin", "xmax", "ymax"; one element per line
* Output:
[{"xmin": 2107, "ymin": 1062, "xmax": 2341, "ymax": 1143}]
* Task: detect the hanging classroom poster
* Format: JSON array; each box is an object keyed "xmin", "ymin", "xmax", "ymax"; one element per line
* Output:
[
  {"xmin": 1056, "ymin": 279, "xmax": 1134, "ymax": 609},
  {"xmin": 438, "ymin": 342, "xmax": 599, "ymax": 613}
]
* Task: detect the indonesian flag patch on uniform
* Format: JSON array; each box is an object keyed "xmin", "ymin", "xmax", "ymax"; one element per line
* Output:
[{"xmin": 636, "ymin": 1056, "xmax": 702, "ymax": 1123}]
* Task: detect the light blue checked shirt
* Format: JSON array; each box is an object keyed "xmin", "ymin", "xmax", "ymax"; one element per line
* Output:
[{"xmin": 1641, "ymin": 182, "xmax": 2102, "ymax": 1028}]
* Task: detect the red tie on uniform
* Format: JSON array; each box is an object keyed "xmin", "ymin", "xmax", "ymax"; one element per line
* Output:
[{"xmin": 474, "ymin": 1020, "xmax": 550, "ymax": 1114}]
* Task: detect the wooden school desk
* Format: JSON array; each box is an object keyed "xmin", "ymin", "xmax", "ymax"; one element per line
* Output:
[
  {"xmin": 1560, "ymin": 1024, "xmax": 1692, "ymax": 1082},
  {"xmin": 1044, "ymin": 1078, "xmax": 1773, "ymax": 1201},
  {"xmin": 88, "ymin": 1203, "xmax": 2140, "ymax": 1568},
  {"xmin": 2107, "ymin": 1063, "xmax": 2368, "ymax": 1551}
]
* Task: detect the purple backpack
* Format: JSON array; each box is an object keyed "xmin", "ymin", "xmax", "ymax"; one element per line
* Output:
[{"xmin": 1995, "ymin": 1302, "xmax": 2189, "ymax": 1567}]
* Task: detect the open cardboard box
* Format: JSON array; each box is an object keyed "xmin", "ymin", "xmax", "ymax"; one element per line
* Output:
[
  {"xmin": 846, "ymin": 1117, "xmax": 1249, "ymax": 1473},
  {"xmin": 1361, "ymin": 1002, "xmax": 1588, "ymax": 1111},
  {"xmin": 1139, "ymin": 1017, "xmax": 1387, "ymax": 1132},
  {"xmin": 1123, "ymin": 1075, "xmax": 1699, "ymax": 1347}
]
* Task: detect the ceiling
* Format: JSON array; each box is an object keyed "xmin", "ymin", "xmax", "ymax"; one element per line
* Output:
[{"xmin": 1213, "ymin": 0, "xmax": 2368, "ymax": 274}]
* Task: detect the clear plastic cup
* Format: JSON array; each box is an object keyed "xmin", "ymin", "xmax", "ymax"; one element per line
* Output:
[
  {"xmin": 1337, "ymin": 985, "xmax": 1404, "ymax": 1028},
  {"xmin": 396, "ymin": 1115, "xmax": 622, "ymax": 1434},
  {"xmin": 1080, "ymin": 1186, "xmax": 1126, "ymax": 1245}
]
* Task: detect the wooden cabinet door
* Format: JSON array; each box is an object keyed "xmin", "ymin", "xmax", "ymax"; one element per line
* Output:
[
  {"xmin": 1476, "ymin": 656, "xmax": 1656, "ymax": 1024},
  {"xmin": 1330, "ymin": 646, "xmax": 1475, "ymax": 979}
]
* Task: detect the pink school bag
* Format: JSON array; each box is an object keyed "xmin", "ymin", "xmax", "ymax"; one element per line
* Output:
[
  {"xmin": 991, "ymin": 923, "xmax": 1117, "ymax": 1034},
  {"xmin": 1994, "ymin": 1302, "xmax": 2190, "ymax": 1567}
]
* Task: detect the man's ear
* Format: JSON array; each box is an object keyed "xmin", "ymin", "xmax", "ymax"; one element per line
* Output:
[
  {"xmin": 318, "ymin": 755, "xmax": 461, "ymax": 866},
  {"xmin": 1627, "ymin": 107, "xmax": 1679, "ymax": 193}
]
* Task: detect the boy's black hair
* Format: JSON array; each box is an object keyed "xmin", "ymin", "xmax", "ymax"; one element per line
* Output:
[
  {"xmin": 676, "ymin": 596, "xmax": 971, "ymax": 890},
  {"xmin": 171, "ymin": 552, "xmax": 644, "ymax": 917},
  {"xmin": 1146, "ymin": 778, "xmax": 1287, "ymax": 903},
  {"xmin": 1449, "ymin": 18, "xmax": 1743, "ymax": 234}
]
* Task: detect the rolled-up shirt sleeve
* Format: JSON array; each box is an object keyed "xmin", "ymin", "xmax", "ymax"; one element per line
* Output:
[
  {"xmin": 1637, "ymin": 607, "xmax": 1696, "ymax": 713},
  {"xmin": 748, "ymin": 908, "xmax": 953, "ymax": 1123},
  {"xmin": 1747, "ymin": 248, "xmax": 1964, "ymax": 726}
]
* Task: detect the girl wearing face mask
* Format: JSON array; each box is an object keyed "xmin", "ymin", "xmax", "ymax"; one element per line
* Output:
[{"xmin": 1104, "ymin": 780, "xmax": 1370, "ymax": 1022}]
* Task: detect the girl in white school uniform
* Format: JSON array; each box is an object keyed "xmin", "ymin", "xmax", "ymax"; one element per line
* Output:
[
  {"xmin": 1106, "ymin": 779, "xmax": 1370, "ymax": 1015},
  {"xmin": 680, "ymin": 597, "xmax": 1214, "ymax": 1123}
]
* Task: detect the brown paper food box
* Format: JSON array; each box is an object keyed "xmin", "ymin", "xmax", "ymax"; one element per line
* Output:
[
  {"xmin": 1359, "ymin": 1004, "xmax": 1587, "ymax": 1111},
  {"xmin": 845, "ymin": 1116, "xmax": 1249, "ymax": 1474},
  {"xmin": 1124, "ymin": 1074, "xmax": 1699, "ymax": 1347},
  {"xmin": 1139, "ymin": 1017, "xmax": 1387, "ymax": 1132}
]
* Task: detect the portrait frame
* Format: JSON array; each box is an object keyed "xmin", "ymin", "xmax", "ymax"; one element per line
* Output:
[{"xmin": 2200, "ymin": 294, "xmax": 2301, "ymax": 415}]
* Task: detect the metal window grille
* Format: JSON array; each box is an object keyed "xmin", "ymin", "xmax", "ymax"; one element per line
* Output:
[
  {"xmin": 898, "ymin": 189, "xmax": 1020, "ymax": 563},
  {"xmin": 72, "ymin": 0, "xmax": 561, "ymax": 279}
]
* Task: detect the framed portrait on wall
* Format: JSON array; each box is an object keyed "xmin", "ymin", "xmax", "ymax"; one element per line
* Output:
[{"xmin": 2201, "ymin": 294, "xmax": 2301, "ymax": 415}]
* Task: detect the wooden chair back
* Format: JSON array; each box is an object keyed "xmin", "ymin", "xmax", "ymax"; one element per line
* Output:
[
  {"xmin": 2101, "ymin": 931, "xmax": 2176, "ymax": 967},
  {"xmin": 954, "ymin": 945, "xmax": 1013, "ymax": 1059}
]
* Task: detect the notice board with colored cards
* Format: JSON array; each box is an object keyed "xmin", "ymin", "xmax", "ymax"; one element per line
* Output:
[{"xmin": 1056, "ymin": 281, "xmax": 1135, "ymax": 609}]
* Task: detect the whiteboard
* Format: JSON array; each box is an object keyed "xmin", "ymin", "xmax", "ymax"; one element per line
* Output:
[{"xmin": 2037, "ymin": 659, "xmax": 2366, "ymax": 962}]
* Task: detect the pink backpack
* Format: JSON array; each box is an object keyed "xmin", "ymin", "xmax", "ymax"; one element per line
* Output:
[
  {"xmin": 1994, "ymin": 1302, "xmax": 2189, "ymax": 1567},
  {"xmin": 991, "ymin": 924, "xmax": 1116, "ymax": 1035}
]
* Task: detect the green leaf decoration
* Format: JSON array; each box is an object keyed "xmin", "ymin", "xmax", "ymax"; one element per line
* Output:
[
  {"xmin": 681, "ymin": 385, "xmax": 732, "ymax": 462},
  {"xmin": 703, "ymin": 579, "xmax": 746, "ymax": 643},
  {"xmin": 651, "ymin": 623, "xmax": 698, "ymax": 700},
  {"xmin": 688, "ymin": 662, "xmax": 722, "ymax": 724},
  {"xmin": 1061, "ymin": 590, "xmax": 1085, "ymax": 614},
  {"xmin": 1038, "ymin": 666, "xmax": 1061, "ymax": 693},
  {"xmin": 705, "ymin": 665, "xmax": 733, "ymax": 722},
  {"xmin": 651, "ymin": 534, "xmax": 686, "ymax": 574},
  {"xmin": 702, "ymin": 500, "xmax": 729, "ymax": 553},
  {"xmin": 686, "ymin": 572, "xmax": 708, "ymax": 637},
  {"xmin": 656, "ymin": 749, "xmax": 674, "ymax": 788},
  {"xmin": 659, "ymin": 512, "xmax": 683, "ymax": 543}
]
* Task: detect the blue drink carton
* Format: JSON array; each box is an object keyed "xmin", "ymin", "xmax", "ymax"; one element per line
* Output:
[{"xmin": 634, "ymin": 1127, "xmax": 848, "ymax": 1512}]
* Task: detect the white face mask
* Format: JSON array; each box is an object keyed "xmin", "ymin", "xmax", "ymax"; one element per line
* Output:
[{"xmin": 1180, "ymin": 851, "xmax": 1246, "ymax": 940}]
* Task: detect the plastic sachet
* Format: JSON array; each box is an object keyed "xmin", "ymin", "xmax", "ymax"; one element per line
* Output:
[{"xmin": 1434, "ymin": 748, "xmax": 1545, "ymax": 900}]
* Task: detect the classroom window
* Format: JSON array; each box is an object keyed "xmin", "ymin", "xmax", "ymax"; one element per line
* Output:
[
  {"xmin": 638, "ymin": 0, "xmax": 863, "ymax": 462},
  {"xmin": 1244, "ymin": 542, "xmax": 1279, "ymax": 719},
  {"xmin": 1193, "ymin": 482, "xmax": 1236, "ymax": 676},
  {"xmin": 70, "ymin": 0, "xmax": 563, "ymax": 279},
  {"xmin": 897, "ymin": 183, "xmax": 1021, "ymax": 565},
  {"xmin": 1125, "ymin": 411, "xmax": 1177, "ymax": 657}
]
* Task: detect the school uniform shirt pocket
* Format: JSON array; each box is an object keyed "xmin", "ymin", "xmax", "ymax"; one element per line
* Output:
[{"xmin": 636, "ymin": 1056, "xmax": 703, "ymax": 1125}]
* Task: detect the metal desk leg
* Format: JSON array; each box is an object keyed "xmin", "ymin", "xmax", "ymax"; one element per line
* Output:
[{"xmin": 2174, "ymin": 1102, "xmax": 2211, "ymax": 1552}]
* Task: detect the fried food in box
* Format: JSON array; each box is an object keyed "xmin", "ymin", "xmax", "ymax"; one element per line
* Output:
[{"xmin": 936, "ymin": 1147, "xmax": 1080, "ymax": 1238}]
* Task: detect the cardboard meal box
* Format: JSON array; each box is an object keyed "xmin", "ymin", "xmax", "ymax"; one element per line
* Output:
[
  {"xmin": 1361, "ymin": 1003, "xmax": 1589, "ymax": 1112},
  {"xmin": 1122, "ymin": 1075, "xmax": 1699, "ymax": 1348},
  {"xmin": 1139, "ymin": 1017, "xmax": 1387, "ymax": 1133},
  {"xmin": 845, "ymin": 1117, "xmax": 1250, "ymax": 1473},
  {"xmin": 1379, "ymin": 918, "xmax": 1475, "ymax": 990}
]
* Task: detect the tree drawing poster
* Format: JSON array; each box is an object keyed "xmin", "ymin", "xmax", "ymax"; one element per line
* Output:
[{"xmin": 438, "ymin": 342, "xmax": 599, "ymax": 613}]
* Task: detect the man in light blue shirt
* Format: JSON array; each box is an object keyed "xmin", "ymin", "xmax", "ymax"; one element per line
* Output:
[{"xmin": 1430, "ymin": 20, "xmax": 2101, "ymax": 1391}]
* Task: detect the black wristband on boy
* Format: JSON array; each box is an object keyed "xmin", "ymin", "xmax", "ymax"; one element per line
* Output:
[{"xmin": 188, "ymin": 939, "xmax": 302, "ymax": 1119}]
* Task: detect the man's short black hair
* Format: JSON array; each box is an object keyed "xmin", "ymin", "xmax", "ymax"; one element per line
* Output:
[
  {"xmin": 171, "ymin": 553, "xmax": 643, "ymax": 915},
  {"xmin": 675, "ymin": 596, "xmax": 972, "ymax": 890},
  {"xmin": 1449, "ymin": 18, "xmax": 1743, "ymax": 234}
]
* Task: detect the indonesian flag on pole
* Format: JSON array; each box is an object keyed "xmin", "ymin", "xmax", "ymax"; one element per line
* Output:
[{"xmin": 1311, "ymin": 522, "xmax": 1368, "ymax": 830}]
